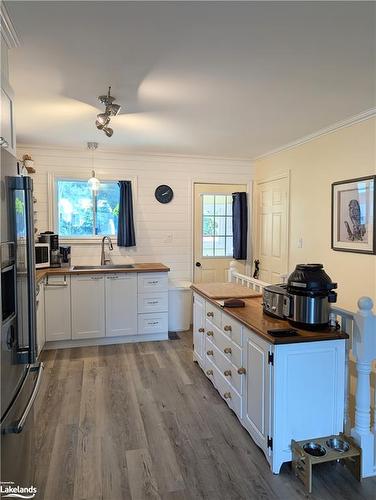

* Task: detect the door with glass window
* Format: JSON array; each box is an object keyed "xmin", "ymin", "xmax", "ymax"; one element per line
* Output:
[{"xmin": 194, "ymin": 183, "xmax": 247, "ymax": 283}]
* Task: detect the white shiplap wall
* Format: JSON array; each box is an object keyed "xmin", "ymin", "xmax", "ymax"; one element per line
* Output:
[{"xmin": 19, "ymin": 145, "xmax": 254, "ymax": 280}]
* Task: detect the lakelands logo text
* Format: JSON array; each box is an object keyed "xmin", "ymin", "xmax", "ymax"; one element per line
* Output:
[{"xmin": 0, "ymin": 482, "xmax": 37, "ymax": 499}]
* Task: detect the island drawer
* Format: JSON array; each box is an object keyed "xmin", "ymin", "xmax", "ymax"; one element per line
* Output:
[
  {"xmin": 205, "ymin": 302, "xmax": 221, "ymax": 328},
  {"xmin": 138, "ymin": 292, "xmax": 168, "ymax": 313},
  {"xmin": 206, "ymin": 337, "xmax": 243, "ymax": 395},
  {"xmin": 205, "ymin": 321, "xmax": 242, "ymax": 368},
  {"xmin": 138, "ymin": 273, "xmax": 168, "ymax": 293},
  {"xmin": 221, "ymin": 315, "xmax": 243, "ymax": 347},
  {"xmin": 205, "ymin": 356, "xmax": 241, "ymax": 419}
]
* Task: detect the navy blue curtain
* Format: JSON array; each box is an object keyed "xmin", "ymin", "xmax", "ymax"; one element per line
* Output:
[
  {"xmin": 117, "ymin": 180, "xmax": 136, "ymax": 247},
  {"xmin": 232, "ymin": 192, "xmax": 248, "ymax": 260}
]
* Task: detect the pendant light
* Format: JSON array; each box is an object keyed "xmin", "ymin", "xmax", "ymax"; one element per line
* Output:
[
  {"xmin": 95, "ymin": 86, "xmax": 121, "ymax": 137},
  {"xmin": 87, "ymin": 142, "xmax": 100, "ymax": 192}
]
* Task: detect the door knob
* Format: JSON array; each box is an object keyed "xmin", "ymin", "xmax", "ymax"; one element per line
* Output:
[{"xmin": 195, "ymin": 262, "xmax": 201, "ymax": 267}]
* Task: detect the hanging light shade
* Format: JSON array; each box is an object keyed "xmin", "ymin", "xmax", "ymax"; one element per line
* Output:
[{"xmin": 88, "ymin": 170, "xmax": 100, "ymax": 192}]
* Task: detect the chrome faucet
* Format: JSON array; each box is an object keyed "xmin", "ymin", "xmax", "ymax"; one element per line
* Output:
[{"xmin": 101, "ymin": 236, "xmax": 113, "ymax": 265}]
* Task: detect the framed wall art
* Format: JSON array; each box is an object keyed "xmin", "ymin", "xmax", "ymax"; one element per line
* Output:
[{"xmin": 331, "ymin": 175, "xmax": 375, "ymax": 254}]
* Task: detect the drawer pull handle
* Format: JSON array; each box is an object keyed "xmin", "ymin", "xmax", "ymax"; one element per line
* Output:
[
  {"xmin": 224, "ymin": 370, "xmax": 232, "ymax": 377},
  {"xmin": 148, "ymin": 321, "xmax": 159, "ymax": 325},
  {"xmin": 206, "ymin": 369, "xmax": 213, "ymax": 376},
  {"xmin": 207, "ymin": 312, "xmax": 214, "ymax": 317},
  {"xmin": 224, "ymin": 325, "xmax": 232, "ymax": 332},
  {"xmin": 237, "ymin": 367, "xmax": 246, "ymax": 375},
  {"xmin": 207, "ymin": 350, "xmax": 213, "ymax": 356},
  {"xmin": 224, "ymin": 347, "xmax": 232, "ymax": 354},
  {"xmin": 223, "ymin": 392, "xmax": 231, "ymax": 399},
  {"xmin": 198, "ymin": 328, "xmax": 205, "ymax": 333},
  {"xmin": 206, "ymin": 331, "xmax": 214, "ymax": 337},
  {"xmin": 148, "ymin": 280, "xmax": 159, "ymax": 284},
  {"xmin": 147, "ymin": 301, "xmax": 158, "ymax": 304}
]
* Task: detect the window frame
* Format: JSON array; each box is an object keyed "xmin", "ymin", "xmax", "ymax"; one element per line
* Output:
[
  {"xmin": 201, "ymin": 193, "xmax": 234, "ymax": 258},
  {"xmin": 48, "ymin": 172, "xmax": 137, "ymax": 244}
]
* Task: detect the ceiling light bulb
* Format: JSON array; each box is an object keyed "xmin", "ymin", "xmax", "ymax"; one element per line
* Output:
[
  {"xmin": 88, "ymin": 170, "xmax": 100, "ymax": 191},
  {"xmin": 103, "ymin": 126, "xmax": 113, "ymax": 137},
  {"xmin": 96, "ymin": 113, "xmax": 110, "ymax": 126}
]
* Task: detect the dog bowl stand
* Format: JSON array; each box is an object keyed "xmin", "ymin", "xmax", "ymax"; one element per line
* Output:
[{"xmin": 292, "ymin": 433, "xmax": 361, "ymax": 493}]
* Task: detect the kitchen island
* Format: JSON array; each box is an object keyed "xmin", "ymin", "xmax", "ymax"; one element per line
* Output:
[{"xmin": 191, "ymin": 283, "xmax": 348, "ymax": 474}]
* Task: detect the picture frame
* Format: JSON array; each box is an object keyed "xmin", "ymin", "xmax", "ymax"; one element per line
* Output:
[{"xmin": 331, "ymin": 175, "xmax": 376, "ymax": 254}]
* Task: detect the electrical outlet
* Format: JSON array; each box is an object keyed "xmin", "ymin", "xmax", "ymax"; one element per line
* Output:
[{"xmin": 297, "ymin": 237, "xmax": 303, "ymax": 248}]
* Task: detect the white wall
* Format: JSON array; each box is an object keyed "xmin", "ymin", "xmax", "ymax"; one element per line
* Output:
[
  {"xmin": 19, "ymin": 145, "xmax": 254, "ymax": 281},
  {"xmin": 255, "ymin": 118, "xmax": 376, "ymax": 312}
]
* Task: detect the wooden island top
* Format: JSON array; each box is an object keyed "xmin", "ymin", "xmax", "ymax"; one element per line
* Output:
[
  {"xmin": 191, "ymin": 283, "xmax": 348, "ymax": 345},
  {"xmin": 36, "ymin": 263, "xmax": 170, "ymax": 282}
]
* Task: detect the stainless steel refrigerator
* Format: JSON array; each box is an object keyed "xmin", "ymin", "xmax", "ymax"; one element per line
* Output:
[{"xmin": 1, "ymin": 148, "xmax": 43, "ymax": 487}]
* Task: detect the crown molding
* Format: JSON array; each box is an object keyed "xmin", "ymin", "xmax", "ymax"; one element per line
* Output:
[
  {"xmin": 0, "ymin": 2, "xmax": 20, "ymax": 48},
  {"xmin": 16, "ymin": 143, "xmax": 254, "ymax": 164},
  {"xmin": 253, "ymin": 108, "xmax": 376, "ymax": 161}
]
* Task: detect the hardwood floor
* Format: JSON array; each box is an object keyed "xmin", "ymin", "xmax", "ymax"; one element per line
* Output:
[{"xmin": 30, "ymin": 332, "xmax": 376, "ymax": 500}]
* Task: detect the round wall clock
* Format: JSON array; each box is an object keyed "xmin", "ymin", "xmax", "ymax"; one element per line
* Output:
[{"xmin": 155, "ymin": 184, "xmax": 174, "ymax": 204}]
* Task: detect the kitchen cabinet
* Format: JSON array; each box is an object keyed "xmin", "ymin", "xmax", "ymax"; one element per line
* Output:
[
  {"xmin": 0, "ymin": 84, "xmax": 16, "ymax": 157},
  {"xmin": 36, "ymin": 279, "xmax": 45, "ymax": 356},
  {"xmin": 192, "ymin": 292, "xmax": 346, "ymax": 474},
  {"xmin": 44, "ymin": 275, "xmax": 71, "ymax": 341},
  {"xmin": 105, "ymin": 273, "xmax": 137, "ymax": 337},
  {"xmin": 193, "ymin": 293, "xmax": 205, "ymax": 367},
  {"xmin": 71, "ymin": 275, "xmax": 105, "ymax": 339}
]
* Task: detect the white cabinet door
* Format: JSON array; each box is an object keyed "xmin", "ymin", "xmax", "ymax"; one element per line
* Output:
[
  {"xmin": 36, "ymin": 281, "xmax": 45, "ymax": 355},
  {"xmin": 45, "ymin": 275, "xmax": 71, "ymax": 341},
  {"xmin": 71, "ymin": 275, "xmax": 105, "ymax": 339},
  {"xmin": 105, "ymin": 273, "xmax": 137, "ymax": 337},
  {"xmin": 242, "ymin": 329, "xmax": 271, "ymax": 459},
  {"xmin": 0, "ymin": 84, "xmax": 16, "ymax": 156},
  {"xmin": 193, "ymin": 293, "xmax": 205, "ymax": 367}
]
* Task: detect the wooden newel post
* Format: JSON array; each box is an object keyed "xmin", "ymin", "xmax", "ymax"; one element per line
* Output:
[
  {"xmin": 228, "ymin": 260, "xmax": 238, "ymax": 282},
  {"xmin": 351, "ymin": 296, "xmax": 376, "ymax": 478}
]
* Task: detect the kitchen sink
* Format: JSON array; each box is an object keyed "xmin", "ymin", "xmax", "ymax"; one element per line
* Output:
[{"xmin": 72, "ymin": 264, "xmax": 135, "ymax": 270}]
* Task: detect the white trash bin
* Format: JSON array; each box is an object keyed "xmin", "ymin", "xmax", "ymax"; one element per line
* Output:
[{"xmin": 168, "ymin": 280, "xmax": 192, "ymax": 332}]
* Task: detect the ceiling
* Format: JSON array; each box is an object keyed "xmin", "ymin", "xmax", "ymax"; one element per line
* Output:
[{"xmin": 6, "ymin": 1, "xmax": 375, "ymax": 158}]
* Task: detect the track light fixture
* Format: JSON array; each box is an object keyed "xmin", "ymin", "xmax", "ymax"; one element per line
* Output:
[{"xmin": 95, "ymin": 86, "xmax": 121, "ymax": 137}]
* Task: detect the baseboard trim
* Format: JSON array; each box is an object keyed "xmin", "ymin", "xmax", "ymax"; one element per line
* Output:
[{"xmin": 44, "ymin": 332, "xmax": 168, "ymax": 350}]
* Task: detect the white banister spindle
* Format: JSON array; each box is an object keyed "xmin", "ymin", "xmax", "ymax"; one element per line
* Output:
[{"xmin": 351, "ymin": 296, "xmax": 376, "ymax": 478}]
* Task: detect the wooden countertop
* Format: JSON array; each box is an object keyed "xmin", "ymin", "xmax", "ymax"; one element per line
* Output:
[
  {"xmin": 191, "ymin": 284, "xmax": 348, "ymax": 345},
  {"xmin": 36, "ymin": 263, "xmax": 170, "ymax": 282}
]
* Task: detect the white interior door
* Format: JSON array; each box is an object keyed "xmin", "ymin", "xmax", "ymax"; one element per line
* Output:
[
  {"xmin": 255, "ymin": 175, "xmax": 289, "ymax": 284},
  {"xmin": 194, "ymin": 183, "xmax": 247, "ymax": 283}
]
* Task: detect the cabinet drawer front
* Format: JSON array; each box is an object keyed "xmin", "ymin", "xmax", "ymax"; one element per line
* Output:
[
  {"xmin": 138, "ymin": 312, "xmax": 168, "ymax": 334},
  {"xmin": 205, "ymin": 302, "xmax": 221, "ymax": 328},
  {"xmin": 206, "ymin": 338, "xmax": 243, "ymax": 395},
  {"xmin": 205, "ymin": 321, "xmax": 242, "ymax": 368},
  {"xmin": 205, "ymin": 357, "xmax": 242, "ymax": 419},
  {"xmin": 221, "ymin": 314, "xmax": 243, "ymax": 347},
  {"xmin": 138, "ymin": 292, "xmax": 168, "ymax": 313},
  {"xmin": 137, "ymin": 273, "xmax": 168, "ymax": 293}
]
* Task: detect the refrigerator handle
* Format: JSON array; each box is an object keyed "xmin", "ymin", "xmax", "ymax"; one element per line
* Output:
[
  {"xmin": 24, "ymin": 178, "xmax": 37, "ymax": 364},
  {"xmin": 5, "ymin": 363, "xmax": 44, "ymax": 434}
]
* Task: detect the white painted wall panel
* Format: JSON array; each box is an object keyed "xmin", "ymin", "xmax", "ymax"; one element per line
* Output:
[{"xmin": 19, "ymin": 146, "xmax": 254, "ymax": 280}]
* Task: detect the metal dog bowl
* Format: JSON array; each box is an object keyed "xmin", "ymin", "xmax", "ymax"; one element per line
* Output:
[
  {"xmin": 326, "ymin": 437, "xmax": 350, "ymax": 453},
  {"xmin": 303, "ymin": 442, "xmax": 327, "ymax": 457}
]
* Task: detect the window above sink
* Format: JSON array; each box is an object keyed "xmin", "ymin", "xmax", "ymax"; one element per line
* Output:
[{"xmin": 47, "ymin": 173, "xmax": 137, "ymax": 244}]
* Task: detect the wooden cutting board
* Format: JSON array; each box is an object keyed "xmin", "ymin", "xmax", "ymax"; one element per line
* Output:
[{"xmin": 192, "ymin": 282, "xmax": 262, "ymax": 299}]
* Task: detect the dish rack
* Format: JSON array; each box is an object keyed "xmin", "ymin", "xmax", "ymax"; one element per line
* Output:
[{"xmin": 291, "ymin": 433, "xmax": 361, "ymax": 493}]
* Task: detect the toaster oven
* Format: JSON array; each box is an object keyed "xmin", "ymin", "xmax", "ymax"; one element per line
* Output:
[
  {"xmin": 35, "ymin": 242, "xmax": 50, "ymax": 268},
  {"xmin": 262, "ymin": 284, "xmax": 287, "ymax": 318}
]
